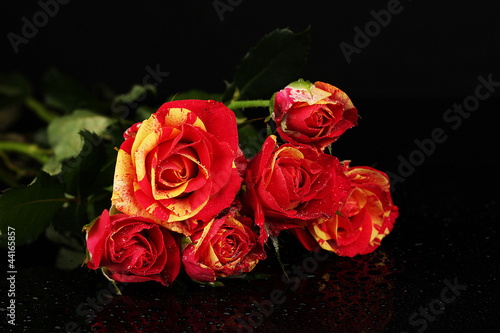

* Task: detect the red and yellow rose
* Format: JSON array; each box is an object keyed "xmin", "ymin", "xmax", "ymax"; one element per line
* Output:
[
  {"xmin": 182, "ymin": 208, "xmax": 266, "ymax": 282},
  {"xmin": 272, "ymin": 80, "xmax": 358, "ymax": 151},
  {"xmin": 82, "ymin": 78, "xmax": 398, "ymax": 288},
  {"xmin": 293, "ymin": 163, "xmax": 399, "ymax": 257},
  {"xmin": 111, "ymin": 100, "xmax": 243, "ymax": 235},
  {"xmin": 84, "ymin": 209, "xmax": 181, "ymax": 286},
  {"xmin": 243, "ymin": 135, "xmax": 350, "ymax": 244}
]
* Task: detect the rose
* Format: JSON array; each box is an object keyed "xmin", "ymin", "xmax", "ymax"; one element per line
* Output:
[
  {"xmin": 182, "ymin": 208, "xmax": 266, "ymax": 282},
  {"xmin": 243, "ymin": 135, "xmax": 350, "ymax": 244},
  {"xmin": 84, "ymin": 209, "xmax": 181, "ymax": 286},
  {"xmin": 272, "ymin": 80, "xmax": 358, "ymax": 151},
  {"xmin": 293, "ymin": 164, "xmax": 399, "ymax": 257},
  {"xmin": 111, "ymin": 100, "xmax": 243, "ymax": 235}
]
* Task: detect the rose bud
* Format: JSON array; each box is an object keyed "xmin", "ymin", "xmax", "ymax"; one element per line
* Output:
[
  {"xmin": 84, "ymin": 209, "xmax": 181, "ymax": 286},
  {"xmin": 243, "ymin": 135, "xmax": 350, "ymax": 244},
  {"xmin": 111, "ymin": 100, "xmax": 243, "ymax": 235},
  {"xmin": 272, "ymin": 79, "xmax": 358, "ymax": 151},
  {"xmin": 182, "ymin": 210, "xmax": 266, "ymax": 283},
  {"xmin": 293, "ymin": 164, "xmax": 399, "ymax": 257}
]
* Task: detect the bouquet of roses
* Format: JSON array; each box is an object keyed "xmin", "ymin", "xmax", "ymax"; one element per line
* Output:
[
  {"xmin": 83, "ymin": 77, "xmax": 398, "ymax": 287},
  {"xmin": 0, "ymin": 28, "xmax": 398, "ymax": 288}
]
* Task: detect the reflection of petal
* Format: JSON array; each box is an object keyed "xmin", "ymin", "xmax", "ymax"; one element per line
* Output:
[{"xmin": 90, "ymin": 246, "xmax": 393, "ymax": 333}]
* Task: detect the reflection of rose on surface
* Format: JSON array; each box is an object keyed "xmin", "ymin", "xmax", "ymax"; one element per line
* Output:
[
  {"xmin": 91, "ymin": 288, "xmax": 184, "ymax": 332},
  {"xmin": 311, "ymin": 252, "xmax": 395, "ymax": 332},
  {"xmin": 252, "ymin": 250, "xmax": 396, "ymax": 333},
  {"xmin": 87, "ymin": 250, "xmax": 395, "ymax": 332}
]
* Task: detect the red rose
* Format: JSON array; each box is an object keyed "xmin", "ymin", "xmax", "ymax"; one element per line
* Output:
[
  {"xmin": 84, "ymin": 209, "xmax": 181, "ymax": 286},
  {"xmin": 243, "ymin": 135, "xmax": 350, "ymax": 244},
  {"xmin": 111, "ymin": 100, "xmax": 243, "ymax": 235},
  {"xmin": 272, "ymin": 80, "xmax": 358, "ymax": 151},
  {"xmin": 293, "ymin": 164, "xmax": 399, "ymax": 257},
  {"xmin": 182, "ymin": 209, "xmax": 266, "ymax": 282}
]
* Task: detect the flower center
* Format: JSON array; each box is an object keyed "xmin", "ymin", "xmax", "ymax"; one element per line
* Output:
[
  {"xmin": 156, "ymin": 153, "xmax": 198, "ymax": 190},
  {"xmin": 306, "ymin": 108, "xmax": 334, "ymax": 137}
]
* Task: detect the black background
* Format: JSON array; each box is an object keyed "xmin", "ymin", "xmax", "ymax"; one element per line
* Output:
[
  {"xmin": 1, "ymin": 1, "xmax": 499, "ymax": 332},
  {"xmin": 1, "ymin": 1, "xmax": 499, "ymax": 171}
]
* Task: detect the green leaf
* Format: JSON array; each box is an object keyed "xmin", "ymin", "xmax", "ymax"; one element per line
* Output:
[
  {"xmin": 266, "ymin": 123, "xmax": 273, "ymax": 137},
  {"xmin": 0, "ymin": 172, "xmax": 66, "ymax": 247},
  {"xmin": 51, "ymin": 130, "xmax": 117, "ymax": 233},
  {"xmin": 179, "ymin": 235, "xmax": 194, "ymax": 251},
  {"xmin": 42, "ymin": 67, "xmax": 92, "ymax": 113},
  {"xmin": 45, "ymin": 225, "xmax": 86, "ymax": 271},
  {"xmin": 222, "ymin": 27, "xmax": 310, "ymax": 102},
  {"xmin": 82, "ymin": 214, "xmax": 100, "ymax": 234},
  {"xmin": 110, "ymin": 84, "xmax": 157, "ymax": 119},
  {"xmin": 55, "ymin": 246, "xmax": 87, "ymax": 271},
  {"xmin": 60, "ymin": 131, "xmax": 112, "ymax": 197},
  {"xmin": 41, "ymin": 157, "xmax": 63, "ymax": 176},
  {"xmin": 266, "ymin": 92, "xmax": 277, "ymax": 122},
  {"xmin": 44, "ymin": 109, "xmax": 116, "ymax": 174},
  {"xmin": 45, "ymin": 224, "xmax": 85, "ymax": 251},
  {"xmin": 52, "ymin": 199, "xmax": 88, "ymax": 235},
  {"xmin": 239, "ymin": 124, "xmax": 268, "ymax": 158},
  {"xmin": 287, "ymin": 78, "xmax": 314, "ymax": 91},
  {"xmin": 113, "ymin": 84, "xmax": 156, "ymax": 106}
]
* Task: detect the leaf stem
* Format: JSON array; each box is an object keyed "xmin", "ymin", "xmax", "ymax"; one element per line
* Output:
[
  {"xmin": 0, "ymin": 141, "xmax": 53, "ymax": 164},
  {"xmin": 226, "ymin": 100, "xmax": 270, "ymax": 110},
  {"xmin": 25, "ymin": 96, "xmax": 59, "ymax": 122}
]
